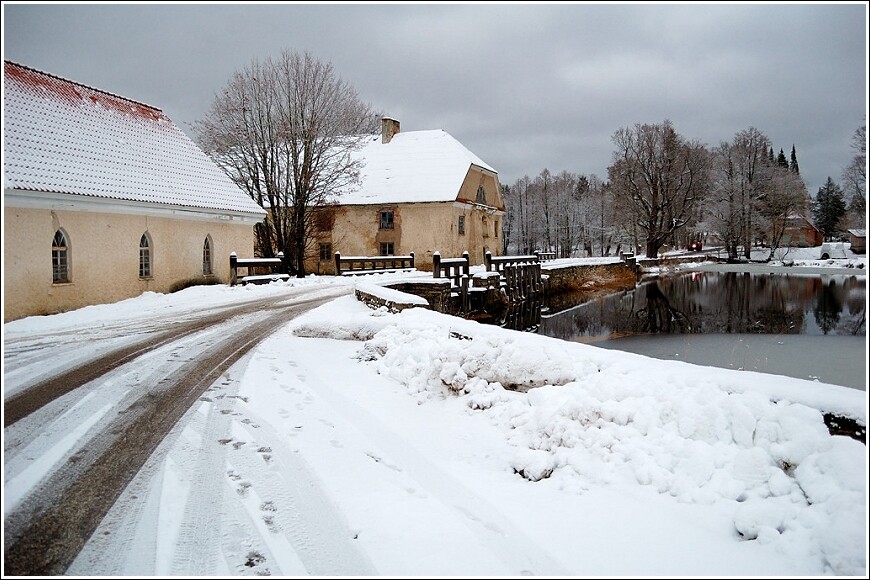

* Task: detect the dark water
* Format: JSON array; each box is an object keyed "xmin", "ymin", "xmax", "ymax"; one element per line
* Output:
[
  {"xmin": 527, "ymin": 272, "xmax": 867, "ymax": 389},
  {"xmin": 539, "ymin": 271, "xmax": 866, "ymax": 339}
]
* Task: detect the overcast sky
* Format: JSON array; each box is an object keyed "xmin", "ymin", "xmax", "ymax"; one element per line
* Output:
[{"xmin": 3, "ymin": 3, "xmax": 867, "ymax": 196}]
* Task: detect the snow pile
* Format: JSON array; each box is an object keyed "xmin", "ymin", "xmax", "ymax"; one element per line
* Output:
[
  {"xmin": 354, "ymin": 281, "xmax": 429, "ymax": 307},
  {"xmin": 291, "ymin": 299, "xmax": 866, "ymax": 575}
]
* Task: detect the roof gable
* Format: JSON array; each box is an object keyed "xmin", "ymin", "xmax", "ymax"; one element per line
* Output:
[
  {"xmin": 336, "ymin": 129, "xmax": 496, "ymax": 205},
  {"xmin": 3, "ymin": 61, "xmax": 265, "ymax": 217}
]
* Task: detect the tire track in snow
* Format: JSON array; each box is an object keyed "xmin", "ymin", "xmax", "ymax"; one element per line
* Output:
[
  {"xmin": 169, "ymin": 373, "xmax": 239, "ymax": 575},
  {"xmin": 221, "ymin": 416, "xmax": 377, "ymax": 575},
  {"xmin": 3, "ymin": 286, "xmax": 351, "ymax": 426},
  {"xmin": 3, "ymin": 293, "xmax": 343, "ymax": 576}
]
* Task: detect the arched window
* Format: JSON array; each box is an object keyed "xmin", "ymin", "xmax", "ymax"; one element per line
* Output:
[
  {"xmin": 476, "ymin": 185, "xmax": 487, "ymax": 205},
  {"xmin": 52, "ymin": 229, "xmax": 70, "ymax": 283},
  {"xmin": 139, "ymin": 233, "xmax": 152, "ymax": 278},
  {"xmin": 202, "ymin": 236, "xmax": 213, "ymax": 275}
]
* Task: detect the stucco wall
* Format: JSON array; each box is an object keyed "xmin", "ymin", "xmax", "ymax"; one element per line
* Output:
[
  {"xmin": 4, "ymin": 206, "xmax": 256, "ymax": 321},
  {"xmin": 306, "ymin": 167, "xmax": 504, "ymax": 274},
  {"xmin": 308, "ymin": 202, "xmax": 504, "ymax": 274}
]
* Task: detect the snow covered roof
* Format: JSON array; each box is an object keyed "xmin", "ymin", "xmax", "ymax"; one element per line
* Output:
[
  {"xmin": 847, "ymin": 229, "xmax": 866, "ymax": 237},
  {"xmin": 3, "ymin": 61, "xmax": 266, "ymax": 217},
  {"xmin": 336, "ymin": 129, "xmax": 496, "ymax": 205}
]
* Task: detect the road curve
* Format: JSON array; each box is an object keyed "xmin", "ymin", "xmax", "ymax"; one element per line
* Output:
[{"xmin": 3, "ymin": 289, "xmax": 345, "ymax": 576}]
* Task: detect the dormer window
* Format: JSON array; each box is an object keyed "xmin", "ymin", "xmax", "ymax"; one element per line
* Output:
[{"xmin": 476, "ymin": 186, "xmax": 487, "ymax": 205}]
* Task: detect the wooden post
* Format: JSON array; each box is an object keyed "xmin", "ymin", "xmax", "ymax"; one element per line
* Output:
[
  {"xmin": 462, "ymin": 251, "xmax": 470, "ymax": 276},
  {"xmin": 484, "ymin": 251, "xmax": 492, "ymax": 272},
  {"xmin": 432, "ymin": 251, "xmax": 441, "ymax": 278},
  {"xmin": 276, "ymin": 251, "xmax": 285, "ymax": 275},
  {"xmin": 461, "ymin": 274, "xmax": 470, "ymax": 313},
  {"xmin": 409, "ymin": 251, "xmax": 415, "ymax": 269},
  {"xmin": 334, "ymin": 252, "xmax": 342, "ymax": 276},
  {"xmin": 230, "ymin": 252, "xmax": 238, "ymax": 286}
]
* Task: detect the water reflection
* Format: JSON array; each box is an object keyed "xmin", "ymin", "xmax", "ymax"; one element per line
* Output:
[
  {"xmin": 539, "ymin": 272, "xmax": 866, "ymax": 340},
  {"xmin": 495, "ymin": 299, "xmax": 543, "ymax": 332}
]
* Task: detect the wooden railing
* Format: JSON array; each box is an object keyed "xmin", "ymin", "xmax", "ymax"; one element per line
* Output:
[
  {"xmin": 432, "ymin": 251, "xmax": 469, "ymax": 286},
  {"xmin": 484, "ymin": 251, "xmax": 540, "ymax": 274},
  {"xmin": 334, "ymin": 252, "xmax": 415, "ymax": 276},
  {"xmin": 432, "ymin": 251, "xmax": 470, "ymax": 312},
  {"xmin": 484, "ymin": 252, "xmax": 544, "ymax": 301},
  {"xmin": 230, "ymin": 252, "xmax": 288, "ymax": 286},
  {"xmin": 535, "ymin": 251, "xmax": 556, "ymax": 262}
]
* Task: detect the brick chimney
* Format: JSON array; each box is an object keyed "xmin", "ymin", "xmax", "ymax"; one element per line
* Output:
[{"xmin": 381, "ymin": 117, "xmax": 400, "ymax": 144}]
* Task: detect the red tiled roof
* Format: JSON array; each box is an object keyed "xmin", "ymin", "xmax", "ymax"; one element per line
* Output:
[{"xmin": 3, "ymin": 61, "xmax": 266, "ymax": 217}]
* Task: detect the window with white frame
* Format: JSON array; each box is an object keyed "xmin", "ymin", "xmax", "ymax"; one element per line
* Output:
[
  {"xmin": 52, "ymin": 229, "xmax": 70, "ymax": 283},
  {"xmin": 139, "ymin": 233, "xmax": 152, "ymax": 278},
  {"xmin": 202, "ymin": 236, "xmax": 213, "ymax": 275}
]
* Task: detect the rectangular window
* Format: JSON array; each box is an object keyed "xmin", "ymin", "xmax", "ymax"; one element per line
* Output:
[
  {"xmin": 319, "ymin": 243, "xmax": 332, "ymax": 261},
  {"xmin": 380, "ymin": 242, "xmax": 395, "ymax": 256},
  {"xmin": 494, "ymin": 219, "xmax": 499, "ymax": 238},
  {"xmin": 380, "ymin": 210, "xmax": 394, "ymax": 230},
  {"xmin": 52, "ymin": 249, "xmax": 68, "ymax": 283},
  {"xmin": 458, "ymin": 215, "xmax": 465, "ymax": 235},
  {"xmin": 139, "ymin": 249, "xmax": 151, "ymax": 278}
]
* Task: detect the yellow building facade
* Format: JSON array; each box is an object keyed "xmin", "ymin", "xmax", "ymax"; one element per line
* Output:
[{"xmin": 305, "ymin": 119, "xmax": 504, "ymax": 274}]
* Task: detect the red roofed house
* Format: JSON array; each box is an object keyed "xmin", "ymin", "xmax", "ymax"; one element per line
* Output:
[
  {"xmin": 306, "ymin": 118, "xmax": 504, "ymax": 274},
  {"xmin": 3, "ymin": 61, "xmax": 267, "ymax": 321}
]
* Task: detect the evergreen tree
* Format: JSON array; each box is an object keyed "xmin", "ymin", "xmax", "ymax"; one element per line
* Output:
[
  {"xmin": 789, "ymin": 144, "xmax": 799, "ymax": 174},
  {"xmin": 776, "ymin": 148, "xmax": 788, "ymax": 168},
  {"xmin": 768, "ymin": 147, "xmax": 775, "ymax": 164},
  {"xmin": 812, "ymin": 177, "xmax": 847, "ymax": 240}
]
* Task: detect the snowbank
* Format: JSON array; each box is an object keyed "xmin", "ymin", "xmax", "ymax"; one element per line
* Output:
[{"xmin": 290, "ymin": 297, "xmax": 867, "ymax": 575}]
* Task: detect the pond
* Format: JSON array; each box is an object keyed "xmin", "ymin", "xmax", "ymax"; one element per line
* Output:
[{"xmin": 535, "ymin": 271, "xmax": 867, "ymax": 390}]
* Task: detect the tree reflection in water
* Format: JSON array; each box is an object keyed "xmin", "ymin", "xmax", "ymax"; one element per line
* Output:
[{"xmin": 539, "ymin": 272, "xmax": 866, "ymax": 340}]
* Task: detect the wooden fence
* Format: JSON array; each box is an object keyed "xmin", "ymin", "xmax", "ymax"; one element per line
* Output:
[
  {"xmin": 229, "ymin": 252, "xmax": 289, "ymax": 286},
  {"xmin": 334, "ymin": 252, "xmax": 415, "ymax": 276},
  {"xmin": 432, "ymin": 251, "xmax": 470, "ymax": 312},
  {"xmin": 484, "ymin": 252, "xmax": 544, "ymax": 300}
]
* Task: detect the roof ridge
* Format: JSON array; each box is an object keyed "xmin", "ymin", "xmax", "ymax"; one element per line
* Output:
[{"xmin": 4, "ymin": 60, "xmax": 162, "ymax": 113}]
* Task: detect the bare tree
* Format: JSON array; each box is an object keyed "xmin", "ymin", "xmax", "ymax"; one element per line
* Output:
[
  {"xmin": 842, "ymin": 123, "xmax": 866, "ymax": 228},
  {"xmin": 607, "ymin": 120, "xmax": 710, "ymax": 258},
  {"xmin": 709, "ymin": 129, "xmax": 771, "ymax": 260},
  {"xmin": 195, "ymin": 50, "xmax": 379, "ymax": 276},
  {"xmin": 760, "ymin": 165, "xmax": 808, "ymax": 259}
]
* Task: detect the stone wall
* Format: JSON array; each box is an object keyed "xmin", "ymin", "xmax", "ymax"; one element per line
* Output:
[
  {"xmin": 543, "ymin": 262, "xmax": 638, "ymax": 294},
  {"xmin": 378, "ymin": 280, "xmax": 453, "ymax": 312}
]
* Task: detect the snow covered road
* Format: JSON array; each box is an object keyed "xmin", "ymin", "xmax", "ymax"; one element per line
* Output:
[{"xmin": 3, "ymin": 285, "xmax": 351, "ymax": 575}]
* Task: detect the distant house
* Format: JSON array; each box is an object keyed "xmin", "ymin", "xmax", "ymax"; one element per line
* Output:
[
  {"xmin": 3, "ymin": 61, "xmax": 266, "ymax": 322},
  {"xmin": 306, "ymin": 118, "xmax": 504, "ymax": 274},
  {"xmin": 847, "ymin": 229, "xmax": 866, "ymax": 254},
  {"xmin": 779, "ymin": 214, "xmax": 823, "ymax": 248}
]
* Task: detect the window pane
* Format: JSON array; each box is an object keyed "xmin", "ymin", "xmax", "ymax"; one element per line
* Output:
[
  {"xmin": 380, "ymin": 210, "xmax": 394, "ymax": 229},
  {"xmin": 203, "ymin": 237, "xmax": 212, "ymax": 275},
  {"xmin": 52, "ymin": 230, "xmax": 68, "ymax": 283},
  {"xmin": 140, "ymin": 234, "xmax": 151, "ymax": 278}
]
